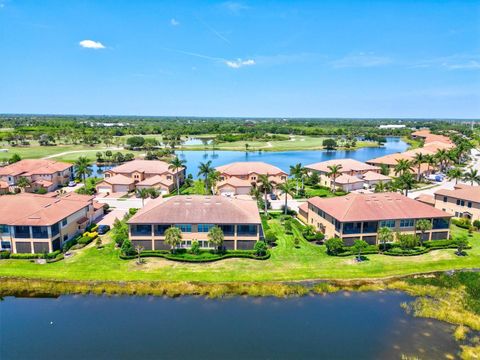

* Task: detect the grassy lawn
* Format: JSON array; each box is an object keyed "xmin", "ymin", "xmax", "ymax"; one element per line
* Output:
[
  {"xmin": 0, "ymin": 224, "xmax": 478, "ymax": 283},
  {"xmin": 180, "ymin": 180, "xmax": 208, "ymax": 195},
  {"xmin": 302, "ymin": 184, "xmax": 346, "ymax": 198}
]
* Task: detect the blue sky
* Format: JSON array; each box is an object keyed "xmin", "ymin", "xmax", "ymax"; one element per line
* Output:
[{"xmin": 0, "ymin": 0, "xmax": 479, "ymax": 118}]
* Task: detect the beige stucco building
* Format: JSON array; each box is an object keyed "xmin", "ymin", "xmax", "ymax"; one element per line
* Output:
[
  {"xmin": 128, "ymin": 195, "xmax": 262, "ymax": 250},
  {"xmin": 298, "ymin": 192, "xmax": 452, "ymax": 245},
  {"xmin": 434, "ymin": 184, "xmax": 480, "ymax": 222}
]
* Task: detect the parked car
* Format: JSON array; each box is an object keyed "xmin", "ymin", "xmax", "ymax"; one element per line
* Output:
[
  {"xmin": 68, "ymin": 181, "xmax": 76, "ymax": 187},
  {"xmin": 97, "ymin": 225, "xmax": 110, "ymax": 235},
  {"xmin": 270, "ymin": 193, "xmax": 277, "ymax": 200}
]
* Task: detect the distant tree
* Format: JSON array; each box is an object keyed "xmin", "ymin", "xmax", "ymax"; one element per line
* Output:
[
  {"xmin": 164, "ymin": 226, "xmax": 182, "ymax": 253},
  {"xmin": 96, "ymin": 151, "xmax": 104, "ymax": 163},
  {"xmin": 126, "ymin": 136, "xmax": 145, "ymax": 149},
  {"xmin": 352, "ymin": 239, "xmax": 368, "ymax": 261},
  {"xmin": 105, "ymin": 150, "xmax": 113, "ymax": 162},
  {"xmin": 378, "ymin": 227, "xmax": 393, "ymax": 252},
  {"xmin": 435, "ymin": 149, "xmax": 450, "ymax": 173},
  {"xmin": 290, "ymin": 163, "xmax": 304, "ymax": 195},
  {"xmin": 124, "ymin": 153, "xmax": 135, "ymax": 161},
  {"xmin": 207, "ymin": 226, "xmax": 224, "ymax": 253},
  {"xmin": 412, "ymin": 153, "xmax": 425, "ymax": 181},
  {"xmin": 415, "ymin": 219, "xmax": 432, "ymax": 247},
  {"xmin": 396, "ymin": 172, "xmax": 415, "ymax": 196},
  {"xmin": 323, "ymin": 138, "xmax": 337, "ymax": 150},
  {"xmin": 394, "ymin": 159, "xmax": 413, "ymax": 176},
  {"xmin": 74, "ymin": 156, "xmax": 92, "ymax": 186},
  {"xmin": 8, "ymin": 153, "xmax": 21, "ymax": 164},
  {"xmin": 168, "ymin": 156, "xmax": 187, "ymax": 195}
]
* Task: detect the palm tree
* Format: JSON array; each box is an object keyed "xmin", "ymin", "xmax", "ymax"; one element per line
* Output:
[
  {"xmin": 207, "ymin": 226, "xmax": 224, "ymax": 253},
  {"xmin": 424, "ymin": 154, "xmax": 435, "ymax": 175},
  {"xmin": 197, "ymin": 160, "xmax": 214, "ymax": 193},
  {"xmin": 327, "ymin": 164, "xmax": 343, "ymax": 192},
  {"xmin": 74, "ymin": 156, "xmax": 92, "ymax": 186},
  {"xmin": 412, "ymin": 153, "xmax": 425, "ymax": 181},
  {"xmin": 278, "ymin": 181, "xmax": 294, "ymax": 215},
  {"xmin": 164, "ymin": 226, "xmax": 182, "ymax": 254},
  {"xmin": 463, "ymin": 169, "xmax": 480, "ymax": 186},
  {"xmin": 396, "ymin": 172, "xmax": 415, "ymax": 196},
  {"xmin": 415, "ymin": 219, "xmax": 432, "ymax": 247},
  {"xmin": 374, "ymin": 181, "xmax": 386, "ymax": 193},
  {"xmin": 435, "ymin": 149, "xmax": 449, "ymax": 173},
  {"xmin": 168, "ymin": 157, "xmax": 186, "ymax": 195},
  {"xmin": 378, "ymin": 227, "xmax": 393, "ymax": 252},
  {"xmin": 17, "ymin": 176, "xmax": 31, "ymax": 192},
  {"xmin": 394, "ymin": 159, "xmax": 413, "ymax": 176},
  {"xmin": 258, "ymin": 174, "xmax": 274, "ymax": 215},
  {"xmin": 207, "ymin": 170, "xmax": 221, "ymax": 194},
  {"xmin": 136, "ymin": 188, "xmax": 151, "ymax": 207},
  {"xmin": 289, "ymin": 163, "xmax": 303, "ymax": 195},
  {"xmin": 447, "ymin": 167, "xmax": 464, "ymax": 185},
  {"xmin": 250, "ymin": 187, "xmax": 261, "ymax": 201}
]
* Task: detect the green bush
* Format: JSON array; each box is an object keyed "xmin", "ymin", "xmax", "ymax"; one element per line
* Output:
[
  {"xmin": 190, "ymin": 240, "xmax": 200, "ymax": 255},
  {"xmin": 119, "ymin": 249, "xmax": 271, "ymax": 262},
  {"xmin": 325, "ymin": 237, "xmax": 344, "ymax": 255},
  {"xmin": 254, "ymin": 241, "xmax": 268, "ymax": 256},
  {"xmin": 0, "ymin": 250, "xmax": 11, "ymax": 259},
  {"xmin": 264, "ymin": 230, "xmax": 277, "ymax": 244},
  {"xmin": 452, "ymin": 217, "xmax": 472, "ymax": 229},
  {"xmin": 9, "ymin": 250, "xmax": 61, "ymax": 260},
  {"xmin": 473, "ymin": 220, "xmax": 480, "ymax": 229}
]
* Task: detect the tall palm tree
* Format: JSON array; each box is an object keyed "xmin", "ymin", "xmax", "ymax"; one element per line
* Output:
[
  {"xmin": 327, "ymin": 164, "xmax": 343, "ymax": 192},
  {"xmin": 17, "ymin": 176, "xmax": 31, "ymax": 192},
  {"xmin": 378, "ymin": 227, "xmax": 393, "ymax": 252},
  {"xmin": 394, "ymin": 159, "xmax": 413, "ymax": 176},
  {"xmin": 258, "ymin": 174, "xmax": 274, "ymax": 215},
  {"xmin": 424, "ymin": 154, "xmax": 435, "ymax": 175},
  {"xmin": 289, "ymin": 163, "xmax": 303, "ymax": 195},
  {"xmin": 396, "ymin": 172, "xmax": 415, "ymax": 196},
  {"xmin": 198, "ymin": 160, "xmax": 214, "ymax": 193},
  {"xmin": 415, "ymin": 219, "xmax": 432, "ymax": 247},
  {"xmin": 278, "ymin": 181, "xmax": 294, "ymax": 215},
  {"xmin": 374, "ymin": 181, "xmax": 386, "ymax": 193},
  {"xmin": 74, "ymin": 156, "xmax": 92, "ymax": 186},
  {"xmin": 168, "ymin": 156, "xmax": 187, "ymax": 195},
  {"xmin": 136, "ymin": 188, "xmax": 150, "ymax": 207},
  {"xmin": 463, "ymin": 169, "xmax": 480, "ymax": 186},
  {"xmin": 447, "ymin": 167, "xmax": 464, "ymax": 185},
  {"xmin": 412, "ymin": 153, "xmax": 425, "ymax": 181},
  {"xmin": 208, "ymin": 170, "xmax": 221, "ymax": 194},
  {"xmin": 435, "ymin": 149, "xmax": 449, "ymax": 173}
]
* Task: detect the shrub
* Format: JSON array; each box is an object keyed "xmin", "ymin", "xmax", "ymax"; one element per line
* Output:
[
  {"xmin": 254, "ymin": 241, "xmax": 268, "ymax": 256},
  {"xmin": 121, "ymin": 239, "xmax": 135, "ymax": 256},
  {"xmin": 128, "ymin": 208, "xmax": 138, "ymax": 216},
  {"xmin": 0, "ymin": 250, "xmax": 11, "ymax": 259},
  {"xmin": 325, "ymin": 237, "xmax": 344, "ymax": 255},
  {"xmin": 452, "ymin": 217, "xmax": 472, "ymax": 229},
  {"xmin": 284, "ymin": 220, "xmax": 293, "ymax": 235},
  {"xmin": 397, "ymin": 233, "xmax": 419, "ymax": 250},
  {"xmin": 280, "ymin": 205, "xmax": 297, "ymax": 216},
  {"xmin": 473, "ymin": 220, "xmax": 480, "ymax": 229},
  {"xmin": 190, "ymin": 240, "xmax": 200, "ymax": 255},
  {"xmin": 264, "ymin": 230, "xmax": 277, "ymax": 244}
]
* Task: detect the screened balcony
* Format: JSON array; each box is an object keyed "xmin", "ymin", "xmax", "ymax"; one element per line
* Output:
[
  {"xmin": 237, "ymin": 224, "xmax": 258, "ymax": 236},
  {"xmin": 31, "ymin": 226, "xmax": 49, "ymax": 239},
  {"xmin": 130, "ymin": 224, "xmax": 152, "ymax": 236}
]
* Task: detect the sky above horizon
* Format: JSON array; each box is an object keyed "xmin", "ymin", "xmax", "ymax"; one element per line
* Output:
[{"xmin": 0, "ymin": 0, "xmax": 479, "ymax": 118}]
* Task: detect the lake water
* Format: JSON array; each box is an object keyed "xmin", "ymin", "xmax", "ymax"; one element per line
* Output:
[
  {"xmin": 86, "ymin": 137, "xmax": 407, "ymax": 179},
  {"xmin": 0, "ymin": 291, "xmax": 458, "ymax": 359},
  {"xmin": 177, "ymin": 137, "xmax": 408, "ymax": 177}
]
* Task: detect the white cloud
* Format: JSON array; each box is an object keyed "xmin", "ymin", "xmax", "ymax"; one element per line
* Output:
[
  {"xmin": 331, "ymin": 52, "xmax": 392, "ymax": 68},
  {"xmin": 222, "ymin": 1, "xmax": 250, "ymax": 13},
  {"xmin": 225, "ymin": 58, "xmax": 255, "ymax": 68},
  {"xmin": 413, "ymin": 54, "xmax": 480, "ymax": 70},
  {"xmin": 79, "ymin": 40, "xmax": 105, "ymax": 49},
  {"xmin": 170, "ymin": 18, "xmax": 180, "ymax": 26}
]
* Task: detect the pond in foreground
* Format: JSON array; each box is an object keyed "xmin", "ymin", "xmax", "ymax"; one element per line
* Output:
[{"xmin": 0, "ymin": 291, "xmax": 458, "ymax": 359}]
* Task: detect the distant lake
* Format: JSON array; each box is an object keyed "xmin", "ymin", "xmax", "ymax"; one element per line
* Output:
[
  {"xmin": 177, "ymin": 137, "xmax": 408, "ymax": 177},
  {"xmin": 0, "ymin": 291, "xmax": 458, "ymax": 359},
  {"xmin": 87, "ymin": 137, "xmax": 408, "ymax": 179}
]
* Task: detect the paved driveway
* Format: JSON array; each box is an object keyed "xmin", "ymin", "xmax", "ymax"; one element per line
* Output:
[{"xmin": 97, "ymin": 209, "xmax": 129, "ymax": 226}]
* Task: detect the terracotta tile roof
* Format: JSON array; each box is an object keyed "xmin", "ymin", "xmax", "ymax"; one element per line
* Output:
[
  {"xmin": 335, "ymin": 174, "xmax": 364, "ymax": 185},
  {"xmin": 362, "ymin": 171, "xmax": 391, "ymax": 182},
  {"xmin": 136, "ymin": 175, "xmax": 174, "ymax": 187},
  {"xmin": 216, "ymin": 162, "xmax": 287, "ymax": 176},
  {"xmin": 298, "ymin": 202, "xmax": 308, "ymax": 213},
  {"xmin": 0, "ymin": 193, "xmax": 91, "ymax": 226},
  {"xmin": 412, "ymin": 129, "xmax": 453, "ymax": 145},
  {"xmin": 108, "ymin": 160, "xmax": 183, "ymax": 175},
  {"xmin": 307, "ymin": 192, "xmax": 451, "ymax": 222},
  {"xmin": 102, "ymin": 174, "xmax": 135, "ymax": 185},
  {"xmin": 306, "ymin": 158, "xmax": 379, "ymax": 173},
  {"xmin": 33, "ymin": 179, "xmax": 53, "ymax": 187},
  {"xmin": 0, "ymin": 159, "xmax": 72, "ymax": 177},
  {"xmin": 217, "ymin": 177, "xmax": 252, "ymax": 188},
  {"xmin": 435, "ymin": 185, "xmax": 480, "ymax": 203},
  {"xmin": 367, "ymin": 152, "xmax": 413, "ymax": 166},
  {"xmin": 128, "ymin": 195, "xmax": 261, "ymax": 225},
  {"xmin": 415, "ymin": 194, "xmax": 435, "ymax": 206}
]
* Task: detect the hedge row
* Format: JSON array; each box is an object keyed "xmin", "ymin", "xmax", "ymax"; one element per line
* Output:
[
  {"xmin": 120, "ymin": 250, "xmax": 271, "ymax": 263},
  {"xmin": 1, "ymin": 250, "xmax": 62, "ymax": 260}
]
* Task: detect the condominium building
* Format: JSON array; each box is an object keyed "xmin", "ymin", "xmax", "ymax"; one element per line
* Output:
[
  {"xmin": 215, "ymin": 162, "xmax": 288, "ymax": 196},
  {"xmin": 305, "ymin": 158, "xmax": 390, "ymax": 191},
  {"xmin": 298, "ymin": 192, "xmax": 451, "ymax": 245},
  {"xmin": 127, "ymin": 195, "xmax": 262, "ymax": 250},
  {"xmin": 434, "ymin": 184, "xmax": 480, "ymax": 221},
  {"xmin": 96, "ymin": 159, "xmax": 185, "ymax": 195},
  {"xmin": 0, "ymin": 159, "xmax": 73, "ymax": 193},
  {"xmin": 0, "ymin": 193, "xmax": 104, "ymax": 253}
]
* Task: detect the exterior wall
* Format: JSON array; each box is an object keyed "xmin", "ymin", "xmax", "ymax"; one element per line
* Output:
[
  {"xmin": 102, "ymin": 168, "xmax": 183, "ymax": 194},
  {"xmin": 129, "ymin": 223, "xmax": 261, "ymax": 250},
  {"xmin": 434, "ymin": 194, "xmax": 480, "ymax": 221},
  {"xmin": 1, "ymin": 166, "xmax": 72, "ymax": 192},
  {"xmin": 216, "ymin": 172, "xmax": 287, "ymax": 195}
]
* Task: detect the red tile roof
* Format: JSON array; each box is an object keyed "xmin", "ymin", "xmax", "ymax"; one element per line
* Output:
[
  {"xmin": 308, "ymin": 192, "xmax": 451, "ymax": 222},
  {"xmin": 108, "ymin": 160, "xmax": 183, "ymax": 175},
  {"xmin": 216, "ymin": 162, "xmax": 287, "ymax": 176},
  {"xmin": 128, "ymin": 195, "xmax": 261, "ymax": 225},
  {"xmin": 435, "ymin": 185, "xmax": 480, "ymax": 203},
  {"xmin": 0, "ymin": 159, "xmax": 71, "ymax": 177},
  {"xmin": 101, "ymin": 174, "xmax": 135, "ymax": 185},
  {"xmin": 306, "ymin": 158, "xmax": 379, "ymax": 173}
]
